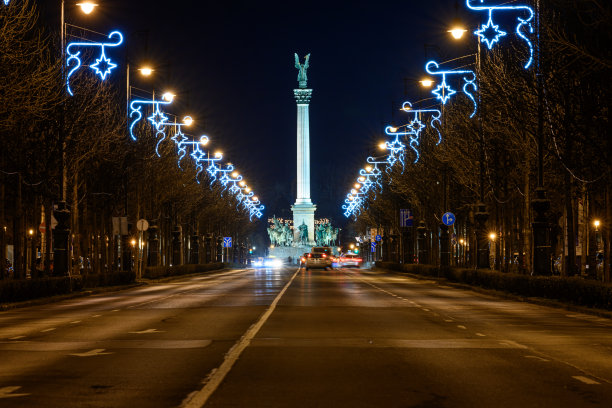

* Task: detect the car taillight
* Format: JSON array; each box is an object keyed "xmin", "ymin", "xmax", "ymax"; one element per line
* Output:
[
  {"xmin": 308, "ymin": 254, "xmax": 311, "ymax": 258},
  {"xmin": 355, "ymin": 258, "xmax": 362, "ymax": 262},
  {"xmin": 322, "ymin": 254, "xmax": 327, "ymax": 258},
  {"xmin": 301, "ymin": 257, "xmax": 305, "ymax": 262}
]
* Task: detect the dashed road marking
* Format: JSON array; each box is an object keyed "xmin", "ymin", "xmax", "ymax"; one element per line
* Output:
[
  {"xmin": 41, "ymin": 328, "xmax": 56, "ymax": 332},
  {"xmin": 422, "ymin": 308, "xmax": 430, "ymax": 312},
  {"xmin": 457, "ymin": 325, "xmax": 467, "ymax": 330},
  {"xmin": 525, "ymin": 355, "xmax": 549, "ymax": 362},
  {"xmin": 92, "ymin": 315, "xmax": 101, "ymax": 318},
  {"xmin": 0, "ymin": 386, "xmax": 30, "ymax": 399},
  {"xmin": 129, "ymin": 328, "xmax": 164, "ymax": 334},
  {"xmin": 69, "ymin": 348, "xmax": 112, "ymax": 357},
  {"xmin": 573, "ymin": 376, "xmax": 600, "ymax": 385},
  {"xmin": 445, "ymin": 319, "xmax": 454, "ymax": 322},
  {"xmin": 476, "ymin": 333, "xmax": 486, "ymax": 337},
  {"xmin": 70, "ymin": 321, "xmax": 81, "ymax": 324},
  {"xmin": 9, "ymin": 336, "xmax": 25, "ymax": 340}
]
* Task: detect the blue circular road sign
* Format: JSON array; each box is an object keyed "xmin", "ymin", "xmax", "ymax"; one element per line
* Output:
[{"xmin": 442, "ymin": 212, "xmax": 456, "ymax": 226}]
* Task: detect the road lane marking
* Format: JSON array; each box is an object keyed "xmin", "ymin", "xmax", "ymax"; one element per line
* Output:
[
  {"xmin": 525, "ymin": 355, "xmax": 549, "ymax": 362},
  {"xmin": 0, "ymin": 386, "xmax": 30, "ymax": 399},
  {"xmin": 181, "ymin": 268, "xmax": 300, "ymax": 408},
  {"xmin": 0, "ymin": 340, "xmax": 211, "ymax": 351},
  {"xmin": 129, "ymin": 328, "xmax": 164, "ymax": 334},
  {"xmin": 91, "ymin": 315, "xmax": 101, "ymax": 318},
  {"xmin": 70, "ymin": 321, "xmax": 81, "ymax": 324},
  {"xmin": 41, "ymin": 328, "xmax": 56, "ymax": 332},
  {"xmin": 9, "ymin": 336, "xmax": 25, "ymax": 340},
  {"xmin": 457, "ymin": 325, "xmax": 467, "ymax": 330},
  {"xmin": 444, "ymin": 319, "xmax": 454, "ymax": 322},
  {"xmin": 69, "ymin": 348, "xmax": 112, "ymax": 357},
  {"xmin": 573, "ymin": 376, "xmax": 600, "ymax": 385},
  {"xmin": 250, "ymin": 338, "xmax": 529, "ymax": 349},
  {"xmin": 422, "ymin": 308, "xmax": 430, "ymax": 312}
]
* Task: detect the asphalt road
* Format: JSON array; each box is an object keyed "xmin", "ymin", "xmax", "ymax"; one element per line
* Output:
[{"xmin": 1, "ymin": 266, "xmax": 611, "ymax": 408}]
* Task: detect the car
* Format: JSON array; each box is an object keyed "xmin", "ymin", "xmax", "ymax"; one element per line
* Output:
[
  {"xmin": 252, "ymin": 257, "xmax": 283, "ymax": 268},
  {"xmin": 340, "ymin": 253, "xmax": 362, "ymax": 268},
  {"xmin": 300, "ymin": 253, "xmax": 309, "ymax": 267},
  {"xmin": 304, "ymin": 252, "xmax": 333, "ymax": 270}
]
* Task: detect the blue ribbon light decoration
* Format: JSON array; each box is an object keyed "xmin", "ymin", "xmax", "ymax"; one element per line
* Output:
[
  {"xmin": 3, "ymin": 1, "xmax": 10, "ymax": 5},
  {"xmin": 128, "ymin": 95, "xmax": 174, "ymax": 159},
  {"xmin": 466, "ymin": 0, "xmax": 535, "ymax": 69},
  {"xmin": 341, "ymin": 161, "xmax": 385, "ymax": 218},
  {"xmin": 385, "ymin": 102, "xmax": 442, "ymax": 163},
  {"xmin": 66, "ymin": 31, "xmax": 123, "ymax": 96},
  {"xmin": 425, "ymin": 61, "xmax": 477, "ymax": 118}
]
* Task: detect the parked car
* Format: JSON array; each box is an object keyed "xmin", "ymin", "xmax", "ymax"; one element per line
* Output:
[
  {"xmin": 340, "ymin": 253, "xmax": 362, "ymax": 268},
  {"xmin": 304, "ymin": 252, "xmax": 333, "ymax": 270}
]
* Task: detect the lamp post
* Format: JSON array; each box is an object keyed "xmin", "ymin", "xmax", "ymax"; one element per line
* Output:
[{"xmin": 448, "ymin": 22, "xmax": 490, "ymax": 270}]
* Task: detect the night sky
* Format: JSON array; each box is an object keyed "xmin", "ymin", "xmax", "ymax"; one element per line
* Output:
[{"xmin": 43, "ymin": 0, "xmax": 476, "ymax": 227}]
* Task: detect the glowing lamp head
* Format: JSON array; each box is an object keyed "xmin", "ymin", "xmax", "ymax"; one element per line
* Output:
[
  {"xmin": 489, "ymin": 232, "xmax": 497, "ymax": 241},
  {"xmin": 459, "ymin": 238, "xmax": 465, "ymax": 244},
  {"xmin": 231, "ymin": 171, "xmax": 239, "ymax": 178},
  {"xmin": 420, "ymin": 78, "xmax": 434, "ymax": 88},
  {"xmin": 139, "ymin": 66, "xmax": 153, "ymax": 76},
  {"xmin": 77, "ymin": 2, "xmax": 97, "ymax": 14},
  {"xmin": 245, "ymin": 187, "xmax": 251, "ymax": 192},
  {"xmin": 449, "ymin": 27, "xmax": 467, "ymax": 40},
  {"xmin": 253, "ymin": 196, "xmax": 258, "ymax": 201},
  {"xmin": 349, "ymin": 243, "xmax": 355, "ymax": 249},
  {"xmin": 378, "ymin": 142, "xmax": 387, "ymax": 150},
  {"xmin": 351, "ymin": 189, "xmax": 357, "ymax": 195},
  {"xmin": 199, "ymin": 136, "xmax": 209, "ymax": 146},
  {"xmin": 594, "ymin": 219, "xmax": 601, "ymax": 229},
  {"xmin": 162, "ymin": 92, "xmax": 175, "ymax": 102},
  {"xmin": 28, "ymin": 229, "xmax": 34, "ymax": 236},
  {"xmin": 130, "ymin": 238, "xmax": 137, "ymax": 247},
  {"xmin": 183, "ymin": 116, "xmax": 193, "ymax": 126},
  {"xmin": 239, "ymin": 181, "xmax": 246, "ymax": 187},
  {"xmin": 365, "ymin": 165, "xmax": 372, "ymax": 172},
  {"xmin": 389, "ymin": 126, "xmax": 398, "ymax": 132},
  {"xmin": 354, "ymin": 183, "xmax": 361, "ymax": 189},
  {"xmin": 214, "ymin": 151, "xmax": 223, "ymax": 158},
  {"xmin": 358, "ymin": 176, "xmax": 365, "ymax": 182}
]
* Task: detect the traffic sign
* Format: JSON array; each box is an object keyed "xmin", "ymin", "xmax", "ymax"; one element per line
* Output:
[
  {"xmin": 400, "ymin": 209, "xmax": 413, "ymax": 227},
  {"xmin": 442, "ymin": 212, "xmax": 456, "ymax": 226},
  {"xmin": 375, "ymin": 234, "xmax": 382, "ymax": 242},
  {"xmin": 39, "ymin": 221, "xmax": 46, "ymax": 234},
  {"xmin": 136, "ymin": 219, "xmax": 149, "ymax": 231},
  {"xmin": 371, "ymin": 242, "xmax": 376, "ymax": 252},
  {"xmin": 223, "ymin": 237, "xmax": 233, "ymax": 248}
]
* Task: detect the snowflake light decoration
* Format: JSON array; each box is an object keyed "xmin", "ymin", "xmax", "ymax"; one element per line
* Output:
[
  {"xmin": 66, "ymin": 31, "xmax": 123, "ymax": 96},
  {"xmin": 425, "ymin": 60, "xmax": 477, "ymax": 118},
  {"xmin": 129, "ymin": 95, "xmax": 173, "ymax": 141},
  {"xmin": 384, "ymin": 102, "xmax": 442, "ymax": 163},
  {"xmin": 466, "ymin": 0, "xmax": 535, "ymax": 69}
]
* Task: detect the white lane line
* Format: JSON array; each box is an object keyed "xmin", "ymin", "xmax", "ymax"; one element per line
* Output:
[
  {"xmin": 41, "ymin": 328, "xmax": 56, "ymax": 332},
  {"xmin": 112, "ymin": 309, "xmax": 120, "ymax": 312},
  {"xmin": 457, "ymin": 325, "xmax": 467, "ymax": 330},
  {"xmin": 422, "ymin": 308, "xmax": 430, "ymax": 312},
  {"xmin": 475, "ymin": 333, "xmax": 486, "ymax": 337},
  {"xmin": 181, "ymin": 268, "xmax": 300, "ymax": 408},
  {"xmin": 91, "ymin": 315, "xmax": 101, "ymax": 318},
  {"xmin": 525, "ymin": 355, "xmax": 549, "ymax": 362},
  {"xmin": 9, "ymin": 336, "xmax": 25, "ymax": 340},
  {"xmin": 70, "ymin": 320, "xmax": 81, "ymax": 324},
  {"xmin": 129, "ymin": 328, "xmax": 163, "ymax": 334},
  {"xmin": 444, "ymin": 319, "xmax": 454, "ymax": 322},
  {"xmin": 69, "ymin": 348, "xmax": 112, "ymax": 357},
  {"xmin": 0, "ymin": 386, "xmax": 30, "ymax": 398},
  {"xmin": 573, "ymin": 376, "xmax": 600, "ymax": 385}
]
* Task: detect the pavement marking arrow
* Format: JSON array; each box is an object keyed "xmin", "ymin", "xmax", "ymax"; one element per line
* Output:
[
  {"xmin": 129, "ymin": 328, "xmax": 164, "ymax": 334},
  {"xmin": 69, "ymin": 348, "xmax": 112, "ymax": 357},
  {"xmin": 0, "ymin": 386, "xmax": 30, "ymax": 398}
]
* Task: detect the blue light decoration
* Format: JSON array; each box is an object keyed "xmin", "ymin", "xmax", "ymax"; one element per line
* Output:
[
  {"xmin": 128, "ymin": 96, "xmax": 173, "ymax": 151},
  {"xmin": 66, "ymin": 30, "xmax": 124, "ymax": 96},
  {"xmin": 342, "ymin": 160, "xmax": 386, "ymax": 219},
  {"xmin": 466, "ymin": 0, "xmax": 535, "ymax": 69},
  {"xmin": 425, "ymin": 60, "xmax": 477, "ymax": 118},
  {"xmin": 384, "ymin": 102, "xmax": 442, "ymax": 163},
  {"xmin": 3, "ymin": 0, "xmax": 10, "ymax": 5}
]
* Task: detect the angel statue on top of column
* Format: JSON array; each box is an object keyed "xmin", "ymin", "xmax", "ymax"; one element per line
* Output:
[{"xmin": 294, "ymin": 53, "xmax": 310, "ymax": 88}]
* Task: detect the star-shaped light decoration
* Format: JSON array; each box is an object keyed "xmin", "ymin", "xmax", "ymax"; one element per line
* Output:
[
  {"xmin": 190, "ymin": 145, "xmax": 206, "ymax": 162},
  {"xmin": 475, "ymin": 17, "xmax": 507, "ymax": 49},
  {"xmin": 147, "ymin": 106, "xmax": 168, "ymax": 129},
  {"xmin": 90, "ymin": 50, "xmax": 117, "ymax": 80},
  {"xmin": 408, "ymin": 118, "xmax": 425, "ymax": 135},
  {"xmin": 171, "ymin": 129, "xmax": 189, "ymax": 146},
  {"xmin": 3, "ymin": 0, "xmax": 11, "ymax": 5},
  {"xmin": 432, "ymin": 80, "xmax": 456, "ymax": 104}
]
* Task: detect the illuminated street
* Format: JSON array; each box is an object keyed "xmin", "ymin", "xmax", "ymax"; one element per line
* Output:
[{"xmin": 1, "ymin": 267, "xmax": 611, "ymax": 407}]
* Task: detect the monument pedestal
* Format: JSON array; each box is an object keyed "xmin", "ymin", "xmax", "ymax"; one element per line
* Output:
[{"xmin": 292, "ymin": 202, "xmax": 317, "ymax": 245}]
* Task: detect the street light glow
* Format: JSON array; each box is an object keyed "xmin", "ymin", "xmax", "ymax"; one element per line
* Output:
[
  {"xmin": 489, "ymin": 232, "xmax": 497, "ymax": 241},
  {"xmin": 139, "ymin": 66, "xmax": 153, "ymax": 76},
  {"xmin": 449, "ymin": 27, "xmax": 467, "ymax": 39},
  {"xmin": 214, "ymin": 151, "xmax": 223, "ymax": 158},
  {"xmin": 378, "ymin": 142, "xmax": 387, "ymax": 150},
  {"xmin": 183, "ymin": 116, "xmax": 193, "ymax": 126},
  {"xmin": 420, "ymin": 78, "xmax": 434, "ymax": 87},
  {"xmin": 162, "ymin": 92, "xmax": 175, "ymax": 102},
  {"xmin": 77, "ymin": 2, "xmax": 97, "ymax": 14}
]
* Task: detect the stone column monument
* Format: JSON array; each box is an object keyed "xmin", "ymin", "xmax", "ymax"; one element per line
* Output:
[{"xmin": 291, "ymin": 53, "xmax": 317, "ymax": 245}]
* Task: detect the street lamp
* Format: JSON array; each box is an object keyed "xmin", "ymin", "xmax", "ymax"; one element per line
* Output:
[{"xmin": 76, "ymin": 2, "xmax": 97, "ymax": 14}]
